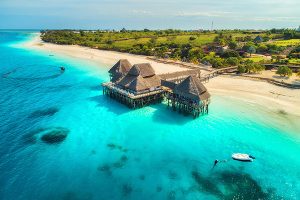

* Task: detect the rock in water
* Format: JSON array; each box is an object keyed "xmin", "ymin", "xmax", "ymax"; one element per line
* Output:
[
  {"xmin": 41, "ymin": 127, "xmax": 69, "ymax": 144},
  {"xmin": 29, "ymin": 107, "xmax": 59, "ymax": 118}
]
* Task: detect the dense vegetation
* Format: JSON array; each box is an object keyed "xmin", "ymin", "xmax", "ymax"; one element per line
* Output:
[{"xmin": 41, "ymin": 28, "xmax": 300, "ymax": 72}]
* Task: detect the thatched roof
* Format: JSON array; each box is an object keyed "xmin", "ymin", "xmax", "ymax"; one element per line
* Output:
[
  {"xmin": 173, "ymin": 76, "xmax": 210, "ymax": 101},
  {"xmin": 127, "ymin": 75, "xmax": 151, "ymax": 91},
  {"xmin": 254, "ymin": 35, "xmax": 263, "ymax": 42},
  {"xmin": 109, "ymin": 59, "xmax": 132, "ymax": 82},
  {"xmin": 128, "ymin": 63, "xmax": 155, "ymax": 77},
  {"xmin": 116, "ymin": 63, "xmax": 161, "ymax": 92}
]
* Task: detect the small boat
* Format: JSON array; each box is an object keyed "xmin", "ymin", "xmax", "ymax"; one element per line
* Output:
[{"xmin": 232, "ymin": 153, "xmax": 255, "ymax": 162}]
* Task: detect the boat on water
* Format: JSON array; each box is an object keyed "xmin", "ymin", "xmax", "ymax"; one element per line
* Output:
[{"xmin": 232, "ymin": 153, "xmax": 255, "ymax": 162}]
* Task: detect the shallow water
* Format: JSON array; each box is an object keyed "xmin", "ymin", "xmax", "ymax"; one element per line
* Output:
[{"xmin": 0, "ymin": 31, "xmax": 300, "ymax": 200}]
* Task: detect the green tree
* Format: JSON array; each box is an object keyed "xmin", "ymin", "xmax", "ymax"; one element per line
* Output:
[
  {"xmin": 257, "ymin": 44, "xmax": 268, "ymax": 53},
  {"xmin": 225, "ymin": 57, "xmax": 240, "ymax": 66},
  {"xmin": 228, "ymin": 41, "xmax": 238, "ymax": 50},
  {"xmin": 276, "ymin": 66, "xmax": 292, "ymax": 77},
  {"xmin": 247, "ymin": 46, "xmax": 256, "ymax": 56},
  {"xmin": 189, "ymin": 36, "xmax": 197, "ymax": 41},
  {"xmin": 221, "ymin": 50, "xmax": 240, "ymax": 58}
]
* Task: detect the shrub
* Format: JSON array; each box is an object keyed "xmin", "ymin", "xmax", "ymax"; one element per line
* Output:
[
  {"xmin": 225, "ymin": 57, "xmax": 240, "ymax": 66},
  {"xmin": 238, "ymin": 65, "xmax": 246, "ymax": 73},
  {"xmin": 210, "ymin": 57, "xmax": 225, "ymax": 68},
  {"xmin": 189, "ymin": 36, "xmax": 197, "ymax": 41},
  {"xmin": 228, "ymin": 41, "xmax": 238, "ymax": 50},
  {"xmin": 221, "ymin": 50, "xmax": 240, "ymax": 58},
  {"xmin": 276, "ymin": 66, "xmax": 292, "ymax": 77},
  {"xmin": 257, "ymin": 44, "xmax": 268, "ymax": 53},
  {"xmin": 243, "ymin": 60, "xmax": 265, "ymax": 73}
]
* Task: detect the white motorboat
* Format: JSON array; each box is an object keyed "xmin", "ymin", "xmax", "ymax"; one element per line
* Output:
[{"xmin": 232, "ymin": 153, "xmax": 255, "ymax": 162}]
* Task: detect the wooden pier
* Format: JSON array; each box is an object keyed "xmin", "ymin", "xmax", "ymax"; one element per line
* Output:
[
  {"xmin": 165, "ymin": 91, "xmax": 209, "ymax": 118},
  {"xmin": 102, "ymin": 60, "xmax": 212, "ymax": 118},
  {"xmin": 163, "ymin": 76, "xmax": 210, "ymax": 118},
  {"xmin": 102, "ymin": 82, "xmax": 164, "ymax": 109}
]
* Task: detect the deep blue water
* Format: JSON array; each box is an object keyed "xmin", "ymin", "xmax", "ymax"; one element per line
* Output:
[{"xmin": 0, "ymin": 31, "xmax": 300, "ymax": 200}]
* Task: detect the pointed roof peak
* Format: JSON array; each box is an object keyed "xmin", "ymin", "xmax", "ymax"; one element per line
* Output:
[
  {"xmin": 128, "ymin": 63, "xmax": 155, "ymax": 77},
  {"xmin": 109, "ymin": 59, "xmax": 132, "ymax": 74},
  {"xmin": 173, "ymin": 75, "xmax": 210, "ymax": 101}
]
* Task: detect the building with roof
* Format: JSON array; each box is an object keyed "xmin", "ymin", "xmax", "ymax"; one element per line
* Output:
[
  {"xmin": 254, "ymin": 35, "xmax": 263, "ymax": 43},
  {"xmin": 108, "ymin": 59, "xmax": 132, "ymax": 82},
  {"xmin": 116, "ymin": 63, "xmax": 161, "ymax": 94},
  {"xmin": 166, "ymin": 76, "xmax": 210, "ymax": 118},
  {"xmin": 102, "ymin": 60, "xmax": 211, "ymax": 118},
  {"xmin": 103, "ymin": 61, "xmax": 164, "ymax": 109}
]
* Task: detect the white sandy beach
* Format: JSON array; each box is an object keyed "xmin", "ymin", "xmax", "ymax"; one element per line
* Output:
[
  {"xmin": 24, "ymin": 34, "xmax": 187, "ymax": 75},
  {"xmin": 24, "ymin": 34, "xmax": 300, "ymax": 117}
]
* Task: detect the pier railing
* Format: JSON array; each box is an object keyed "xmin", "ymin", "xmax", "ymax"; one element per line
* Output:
[
  {"xmin": 102, "ymin": 82, "xmax": 164, "ymax": 99},
  {"xmin": 159, "ymin": 69, "xmax": 201, "ymax": 83}
]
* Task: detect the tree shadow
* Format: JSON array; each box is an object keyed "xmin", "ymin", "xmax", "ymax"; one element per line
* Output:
[
  {"xmin": 272, "ymin": 75, "xmax": 289, "ymax": 80},
  {"xmin": 88, "ymin": 95, "xmax": 131, "ymax": 115},
  {"xmin": 291, "ymin": 79, "xmax": 300, "ymax": 85}
]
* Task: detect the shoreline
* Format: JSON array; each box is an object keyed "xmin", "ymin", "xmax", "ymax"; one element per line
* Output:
[
  {"xmin": 23, "ymin": 33, "xmax": 189, "ymax": 75},
  {"xmin": 23, "ymin": 33, "xmax": 300, "ymax": 118}
]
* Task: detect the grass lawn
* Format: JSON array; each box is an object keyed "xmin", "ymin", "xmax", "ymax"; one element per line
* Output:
[
  {"xmin": 272, "ymin": 39, "xmax": 300, "ymax": 47},
  {"xmin": 288, "ymin": 58, "xmax": 300, "ymax": 65},
  {"xmin": 243, "ymin": 55, "xmax": 270, "ymax": 62},
  {"xmin": 107, "ymin": 34, "xmax": 217, "ymax": 49}
]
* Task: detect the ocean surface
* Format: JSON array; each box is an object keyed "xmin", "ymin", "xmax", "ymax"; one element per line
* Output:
[{"xmin": 0, "ymin": 31, "xmax": 300, "ymax": 200}]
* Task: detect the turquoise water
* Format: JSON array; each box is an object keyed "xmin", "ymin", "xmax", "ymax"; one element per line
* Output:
[{"xmin": 0, "ymin": 31, "xmax": 300, "ymax": 200}]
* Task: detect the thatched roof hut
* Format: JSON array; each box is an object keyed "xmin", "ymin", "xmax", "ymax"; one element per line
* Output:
[
  {"xmin": 116, "ymin": 63, "xmax": 161, "ymax": 93},
  {"xmin": 109, "ymin": 59, "xmax": 132, "ymax": 82},
  {"xmin": 254, "ymin": 35, "xmax": 263, "ymax": 43},
  {"xmin": 173, "ymin": 75, "xmax": 210, "ymax": 102}
]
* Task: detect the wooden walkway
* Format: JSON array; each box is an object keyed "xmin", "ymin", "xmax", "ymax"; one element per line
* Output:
[
  {"xmin": 200, "ymin": 66, "xmax": 238, "ymax": 82},
  {"xmin": 159, "ymin": 69, "xmax": 201, "ymax": 83},
  {"xmin": 160, "ymin": 66, "xmax": 238, "ymax": 84}
]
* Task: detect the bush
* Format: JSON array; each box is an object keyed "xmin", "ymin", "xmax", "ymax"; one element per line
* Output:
[
  {"xmin": 189, "ymin": 36, "xmax": 197, "ymax": 41},
  {"xmin": 221, "ymin": 50, "xmax": 240, "ymax": 58},
  {"xmin": 228, "ymin": 41, "xmax": 238, "ymax": 50},
  {"xmin": 257, "ymin": 44, "xmax": 268, "ymax": 53},
  {"xmin": 276, "ymin": 66, "xmax": 292, "ymax": 77},
  {"xmin": 225, "ymin": 57, "xmax": 240, "ymax": 66},
  {"xmin": 210, "ymin": 57, "xmax": 225, "ymax": 68},
  {"xmin": 242, "ymin": 60, "xmax": 265, "ymax": 73},
  {"xmin": 238, "ymin": 65, "xmax": 246, "ymax": 73}
]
